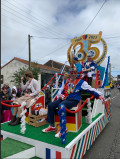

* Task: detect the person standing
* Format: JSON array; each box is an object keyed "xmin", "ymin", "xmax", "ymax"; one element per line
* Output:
[
  {"xmin": 82, "ymin": 55, "xmax": 97, "ymax": 85},
  {"xmin": 45, "ymin": 85, "xmax": 51, "ymax": 108}
]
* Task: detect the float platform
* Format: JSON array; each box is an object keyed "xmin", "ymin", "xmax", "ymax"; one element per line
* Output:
[{"xmin": 1, "ymin": 112, "xmax": 110, "ymax": 159}]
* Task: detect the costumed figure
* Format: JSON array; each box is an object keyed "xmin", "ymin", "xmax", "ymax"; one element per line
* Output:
[
  {"xmin": 82, "ymin": 54, "xmax": 97, "ymax": 85},
  {"xmin": 9, "ymin": 70, "xmax": 40, "ymax": 126},
  {"xmin": 42, "ymin": 71, "xmax": 105, "ymax": 136},
  {"xmin": 73, "ymin": 57, "xmax": 82, "ymax": 78}
]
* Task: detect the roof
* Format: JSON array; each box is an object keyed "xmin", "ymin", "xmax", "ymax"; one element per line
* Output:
[
  {"xmin": 44, "ymin": 60, "xmax": 70, "ymax": 68},
  {"xmin": 44, "ymin": 60, "xmax": 70, "ymax": 72},
  {"xmin": 1, "ymin": 57, "xmax": 60, "ymax": 72}
]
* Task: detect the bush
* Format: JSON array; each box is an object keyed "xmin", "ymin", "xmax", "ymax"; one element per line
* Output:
[{"xmin": 11, "ymin": 63, "xmax": 40, "ymax": 87}]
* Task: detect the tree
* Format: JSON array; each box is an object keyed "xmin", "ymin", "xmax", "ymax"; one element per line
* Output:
[{"xmin": 11, "ymin": 62, "xmax": 40, "ymax": 87}]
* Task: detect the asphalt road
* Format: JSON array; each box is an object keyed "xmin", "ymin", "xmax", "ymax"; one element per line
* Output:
[{"xmin": 83, "ymin": 88, "xmax": 120, "ymax": 159}]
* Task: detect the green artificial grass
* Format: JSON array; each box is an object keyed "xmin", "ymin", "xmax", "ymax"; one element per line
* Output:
[
  {"xmin": 30, "ymin": 157, "xmax": 41, "ymax": 159},
  {"xmin": 1, "ymin": 113, "xmax": 102, "ymax": 148},
  {"xmin": 1, "ymin": 138, "xmax": 34, "ymax": 158}
]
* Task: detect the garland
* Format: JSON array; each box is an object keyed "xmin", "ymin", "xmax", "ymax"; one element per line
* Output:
[{"xmin": 58, "ymin": 104, "xmax": 67, "ymax": 144}]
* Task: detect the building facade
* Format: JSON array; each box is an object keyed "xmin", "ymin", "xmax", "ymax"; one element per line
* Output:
[{"xmin": 1, "ymin": 57, "xmax": 61, "ymax": 89}]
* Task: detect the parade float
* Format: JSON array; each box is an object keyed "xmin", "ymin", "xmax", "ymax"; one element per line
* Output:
[{"xmin": 1, "ymin": 31, "xmax": 111, "ymax": 159}]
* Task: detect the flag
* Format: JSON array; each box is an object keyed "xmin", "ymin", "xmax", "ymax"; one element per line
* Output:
[{"xmin": 46, "ymin": 148, "xmax": 61, "ymax": 159}]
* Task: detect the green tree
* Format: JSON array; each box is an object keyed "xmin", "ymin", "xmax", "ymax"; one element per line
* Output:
[{"xmin": 11, "ymin": 62, "xmax": 40, "ymax": 87}]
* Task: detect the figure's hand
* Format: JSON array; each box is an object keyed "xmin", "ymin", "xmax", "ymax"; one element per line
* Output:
[
  {"xmin": 25, "ymin": 94, "xmax": 30, "ymax": 97},
  {"xmin": 99, "ymin": 96, "xmax": 105, "ymax": 104},
  {"xmin": 60, "ymin": 94, "xmax": 66, "ymax": 100}
]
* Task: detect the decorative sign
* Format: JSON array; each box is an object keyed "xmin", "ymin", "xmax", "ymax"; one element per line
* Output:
[
  {"xmin": 35, "ymin": 103, "xmax": 42, "ymax": 107},
  {"xmin": 67, "ymin": 31, "xmax": 107, "ymax": 66}
]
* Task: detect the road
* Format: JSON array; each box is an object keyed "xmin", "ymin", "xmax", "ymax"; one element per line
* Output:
[{"xmin": 83, "ymin": 88, "xmax": 120, "ymax": 159}]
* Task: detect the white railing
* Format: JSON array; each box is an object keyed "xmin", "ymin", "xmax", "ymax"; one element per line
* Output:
[{"xmin": 20, "ymin": 101, "xmax": 27, "ymax": 134}]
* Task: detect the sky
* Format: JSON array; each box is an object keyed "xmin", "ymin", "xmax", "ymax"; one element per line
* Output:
[{"xmin": 1, "ymin": 0, "xmax": 120, "ymax": 77}]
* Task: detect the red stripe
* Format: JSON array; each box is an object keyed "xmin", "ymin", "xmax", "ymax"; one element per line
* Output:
[
  {"xmin": 99, "ymin": 118, "xmax": 103, "ymax": 133},
  {"xmin": 55, "ymin": 115, "xmax": 60, "ymax": 122},
  {"xmin": 41, "ymin": 74, "xmax": 56, "ymax": 91},
  {"xmin": 70, "ymin": 144, "xmax": 76, "ymax": 159},
  {"xmin": 55, "ymin": 115, "xmax": 76, "ymax": 124},
  {"xmin": 81, "ymin": 131, "xmax": 89, "ymax": 159},
  {"xmin": 105, "ymin": 111, "xmax": 107, "ymax": 126},
  {"xmin": 92, "ymin": 123, "xmax": 97, "ymax": 144},
  {"xmin": 56, "ymin": 151, "xmax": 61, "ymax": 159}
]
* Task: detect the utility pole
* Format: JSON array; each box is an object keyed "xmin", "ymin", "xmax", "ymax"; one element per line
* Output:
[{"xmin": 28, "ymin": 34, "xmax": 31, "ymax": 70}]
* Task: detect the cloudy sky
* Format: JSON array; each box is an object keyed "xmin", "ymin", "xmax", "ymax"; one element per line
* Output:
[{"xmin": 1, "ymin": 0, "xmax": 120, "ymax": 76}]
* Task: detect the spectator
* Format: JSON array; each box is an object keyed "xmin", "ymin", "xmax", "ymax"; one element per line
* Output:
[
  {"xmin": 17, "ymin": 87, "xmax": 22, "ymax": 97},
  {"xmin": 51, "ymin": 83, "xmax": 55, "ymax": 89},
  {"xmin": 11, "ymin": 86, "xmax": 18, "ymax": 101},
  {"xmin": 1, "ymin": 83, "xmax": 11, "ymax": 100},
  {"xmin": 1, "ymin": 84, "xmax": 12, "ymax": 123},
  {"xmin": 45, "ymin": 85, "xmax": 51, "ymax": 108},
  {"xmin": 117, "ymin": 84, "xmax": 120, "ymax": 92},
  {"xmin": 2, "ymin": 83, "xmax": 11, "ymax": 97}
]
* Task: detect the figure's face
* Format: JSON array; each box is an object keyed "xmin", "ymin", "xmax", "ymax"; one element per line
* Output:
[
  {"xmin": 12, "ymin": 89, "xmax": 16, "ymax": 93},
  {"xmin": 70, "ymin": 73, "xmax": 77, "ymax": 80},
  {"xmin": 73, "ymin": 60, "xmax": 78, "ymax": 64},
  {"xmin": 6, "ymin": 84, "xmax": 9, "ymax": 88},
  {"xmin": 87, "ymin": 57, "xmax": 92, "ymax": 62},
  {"xmin": 64, "ymin": 73, "xmax": 69, "ymax": 80},
  {"xmin": 25, "ymin": 75, "xmax": 29, "ymax": 81}
]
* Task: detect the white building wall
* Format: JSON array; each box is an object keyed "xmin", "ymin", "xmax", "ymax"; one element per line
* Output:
[{"xmin": 1, "ymin": 60, "xmax": 28, "ymax": 89}]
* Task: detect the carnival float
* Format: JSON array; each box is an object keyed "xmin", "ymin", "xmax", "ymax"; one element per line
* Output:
[{"xmin": 1, "ymin": 31, "xmax": 111, "ymax": 159}]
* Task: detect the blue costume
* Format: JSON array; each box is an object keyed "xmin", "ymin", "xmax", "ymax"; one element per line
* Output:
[
  {"xmin": 82, "ymin": 60, "xmax": 97, "ymax": 85},
  {"xmin": 75, "ymin": 62, "xmax": 82, "ymax": 73},
  {"xmin": 83, "ymin": 60, "xmax": 97, "ymax": 73},
  {"xmin": 47, "ymin": 79, "xmax": 101, "ymax": 126}
]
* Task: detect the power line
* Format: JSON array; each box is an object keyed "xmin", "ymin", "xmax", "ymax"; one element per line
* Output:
[
  {"xmin": 40, "ymin": 42, "xmax": 70, "ymax": 59},
  {"xmin": 2, "ymin": 3, "xmax": 63, "ymax": 37},
  {"xmin": 1, "ymin": 22, "xmax": 28, "ymax": 35},
  {"xmin": 32, "ymin": 36, "xmax": 69, "ymax": 40},
  {"xmin": 4, "ymin": 0, "xmax": 70, "ymax": 38},
  {"xmin": 1, "ymin": 10, "xmax": 43, "ymax": 35},
  {"xmin": 72, "ymin": 0, "xmax": 107, "ymax": 51},
  {"xmin": 82, "ymin": 0, "xmax": 107, "ymax": 34},
  {"xmin": 15, "ymin": 40, "xmax": 28, "ymax": 55},
  {"xmin": 12, "ymin": 0, "xmax": 71, "ymax": 37},
  {"xmin": 2, "ymin": 10, "xmax": 71, "ymax": 63},
  {"xmin": 2, "ymin": 21, "xmax": 70, "ymax": 41},
  {"xmin": 2, "ymin": 3, "xmax": 60, "ymax": 37},
  {"xmin": 2, "ymin": 0, "xmax": 112, "ymax": 64}
]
